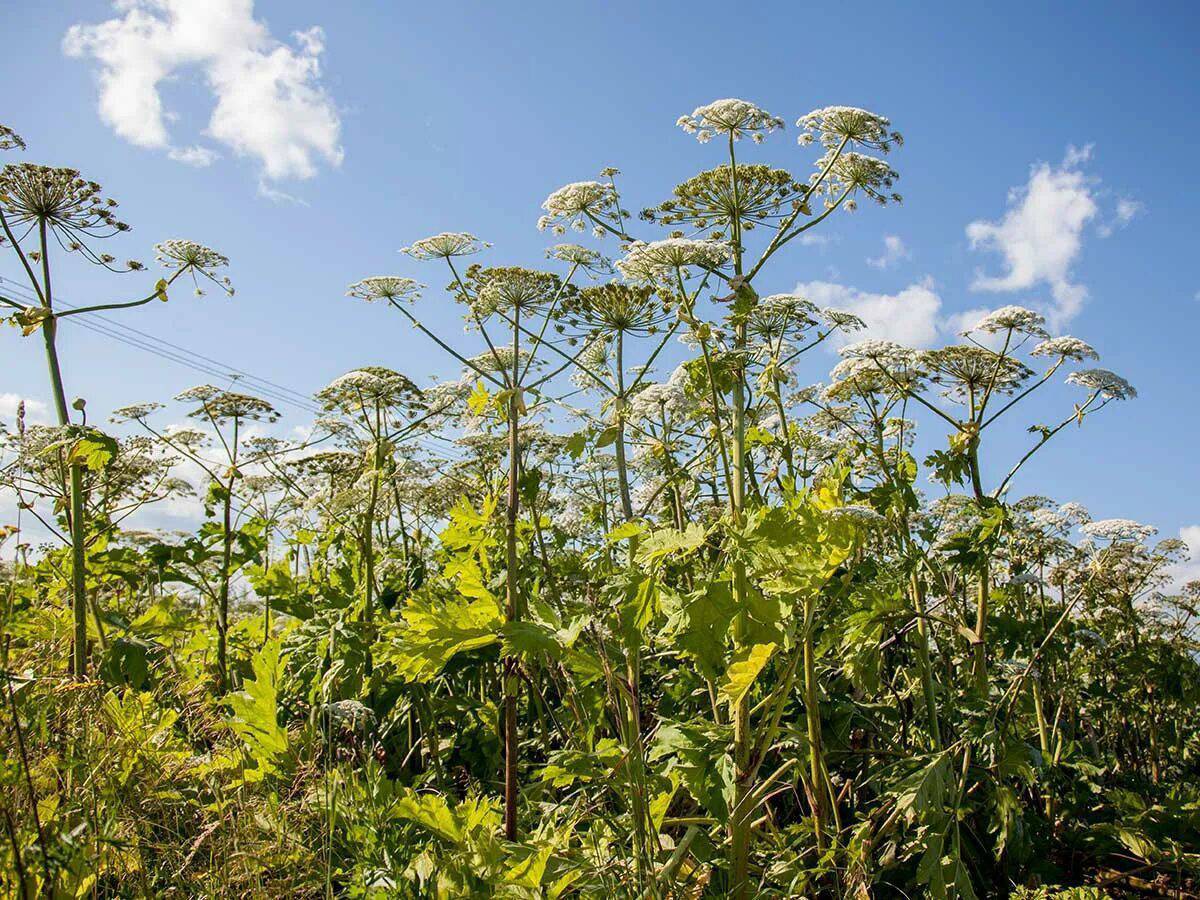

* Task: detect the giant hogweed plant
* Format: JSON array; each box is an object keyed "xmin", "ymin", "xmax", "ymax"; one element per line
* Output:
[{"xmin": 1, "ymin": 103, "xmax": 1194, "ymax": 899}]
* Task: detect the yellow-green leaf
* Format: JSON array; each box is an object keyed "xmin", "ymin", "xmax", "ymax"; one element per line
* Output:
[{"xmin": 719, "ymin": 642, "xmax": 777, "ymax": 708}]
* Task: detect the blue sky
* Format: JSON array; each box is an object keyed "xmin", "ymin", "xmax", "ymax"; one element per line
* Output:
[{"xmin": 2, "ymin": 1, "xmax": 1197, "ymax": 565}]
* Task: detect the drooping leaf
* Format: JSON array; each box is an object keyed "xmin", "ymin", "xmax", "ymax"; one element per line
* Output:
[{"xmin": 719, "ymin": 642, "xmax": 777, "ymax": 708}]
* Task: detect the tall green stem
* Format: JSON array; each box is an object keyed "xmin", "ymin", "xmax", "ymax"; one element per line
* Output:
[
  {"xmin": 362, "ymin": 403, "xmax": 382, "ymax": 678},
  {"xmin": 612, "ymin": 330, "xmax": 651, "ymax": 889},
  {"xmin": 35, "ymin": 223, "xmax": 88, "ymax": 678},
  {"xmin": 503, "ymin": 307, "xmax": 522, "ymax": 840},
  {"xmin": 802, "ymin": 595, "xmax": 826, "ymax": 851},
  {"xmin": 216, "ymin": 415, "xmax": 239, "ymax": 694},
  {"xmin": 726, "ymin": 133, "xmax": 756, "ymax": 899},
  {"xmin": 968, "ymin": 445, "xmax": 989, "ymax": 694},
  {"xmin": 910, "ymin": 570, "xmax": 941, "ymax": 748}
]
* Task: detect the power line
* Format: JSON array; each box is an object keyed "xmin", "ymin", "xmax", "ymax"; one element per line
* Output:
[
  {"xmin": 0, "ymin": 275, "xmax": 320, "ymax": 410},
  {"xmin": 0, "ymin": 275, "xmax": 586, "ymax": 469},
  {"xmin": 0, "ymin": 276, "xmax": 325, "ymax": 417}
]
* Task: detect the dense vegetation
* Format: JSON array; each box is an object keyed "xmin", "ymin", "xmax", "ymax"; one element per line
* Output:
[{"xmin": 0, "ymin": 103, "xmax": 1197, "ymax": 898}]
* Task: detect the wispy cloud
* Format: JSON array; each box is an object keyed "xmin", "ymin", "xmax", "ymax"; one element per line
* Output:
[
  {"xmin": 1098, "ymin": 197, "xmax": 1145, "ymax": 238},
  {"xmin": 867, "ymin": 234, "xmax": 911, "ymax": 269},
  {"xmin": 64, "ymin": 0, "xmax": 344, "ymax": 186},
  {"xmin": 796, "ymin": 233, "xmax": 832, "ymax": 248}
]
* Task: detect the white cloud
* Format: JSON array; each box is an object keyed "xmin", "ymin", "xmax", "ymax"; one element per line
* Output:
[
  {"xmin": 1062, "ymin": 142, "xmax": 1094, "ymax": 167},
  {"xmin": 0, "ymin": 393, "xmax": 49, "ymax": 424},
  {"xmin": 1098, "ymin": 197, "xmax": 1145, "ymax": 238},
  {"xmin": 867, "ymin": 234, "xmax": 911, "ymax": 269},
  {"xmin": 168, "ymin": 144, "xmax": 219, "ymax": 167},
  {"xmin": 797, "ymin": 277, "xmax": 944, "ymax": 348},
  {"xmin": 966, "ymin": 146, "xmax": 1099, "ymax": 330},
  {"xmin": 1168, "ymin": 525, "xmax": 1200, "ymax": 592},
  {"xmin": 64, "ymin": 0, "xmax": 343, "ymax": 183},
  {"xmin": 256, "ymin": 178, "xmax": 309, "ymax": 206},
  {"xmin": 796, "ymin": 234, "xmax": 832, "ymax": 248},
  {"xmin": 1115, "ymin": 197, "xmax": 1143, "ymax": 225}
]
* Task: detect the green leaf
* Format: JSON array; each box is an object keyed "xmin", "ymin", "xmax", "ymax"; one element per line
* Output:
[
  {"xmin": 67, "ymin": 430, "xmax": 119, "ymax": 471},
  {"xmin": 650, "ymin": 720, "xmax": 734, "ymax": 819},
  {"xmin": 606, "ymin": 521, "xmax": 646, "ymax": 544},
  {"xmin": 661, "ymin": 580, "xmax": 736, "ymax": 679},
  {"xmin": 380, "ymin": 592, "xmax": 502, "ymax": 683},
  {"xmin": 618, "ymin": 575, "xmax": 659, "ymax": 644},
  {"xmin": 466, "ymin": 380, "xmax": 491, "ymax": 416},
  {"xmin": 225, "ymin": 638, "xmax": 289, "ymax": 780},
  {"xmin": 595, "ymin": 424, "xmax": 620, "ymax": 448},
  {"xmin": 564, "ymin": 430, "xmax": 589, "ymax": 459},
  {"xmin": 401, "ymin": 791, "xmax": 502, "ymax": 849},
  {"xmin": 892, "ymin": 752, "xmax": 952, "ymax": 825},
  {"xmin": 247, "ymin": 559, "xmax": 315, "ymax": 619},
  {"xmin": 719, "ymin": 642, "xmax": 776, "ymax": 708},
  {"xmin": 505, "ymin": 843, "xmax": 554, "ymax": 887},
  {"xmin": 502, "ymin": 620, "xmax": 566, "ymax": 658},
  {"xmin": 635, "ymin": 523, "xmax": 707, "ymax": 566}
]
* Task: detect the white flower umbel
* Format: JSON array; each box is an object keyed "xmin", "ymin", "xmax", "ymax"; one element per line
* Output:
[
  {"xmin": 545, "ymin": 243, "xmax": 611, "ymax": 272},
  {"xmin": 399, "ymin": 232, "xmax": 490, "ymax": 260},
  {"xmin": 969, "ymin": 305, "xmax": 1049, "ymax": 339},
  {"xmin": 1066, "ymin": 368, "xmax": 1136, "ymax": 400},
  {"xmin": 155, "ymin": 239, "xmax": 228, "ymax": 272},
  {"xmin": 154, "ymin": 239, "xmax": 234, "ymax": 295},
  {"xmin": 615, "ymin": 238, "xmax": 730, "ymax": 283},
  {"xmin": 839, "ymin": 339, "xmax": 914, "ymax": 367},
  {"xmin": 1030, "ymin": 336, "xmax": 1099, "ymax": 361},
  {"xmin": 811, "ymin": 151, "xmax": 901, "ymax": 208},
  {"xmin": 676, "ymin": 98, "xmax": 784, "ymax": 144},
  {"xmin": 538, "ymin": 181, "xmax": 617, "ymax": 235},
  {"xmin": 1057, "ymin": 501, "xmax": 1091, "ymax": 525},
  {"xmin": 797, "ymin": 106, "xmax": 902, "ymax": 151},
  {"xmin": 346, "ymin": 276, "xmax": 424, "ymax": 304},
  {"xmin": 819, "ymin": 308, "xmax": 867, "ymax": 332},
  {"xmin": 827, "ymin": 504, "xmax": 886, "ymax": 527},
  {"xmin": 1082, "ymin": 518, "xmax": 1158, "ymax": 543}
]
